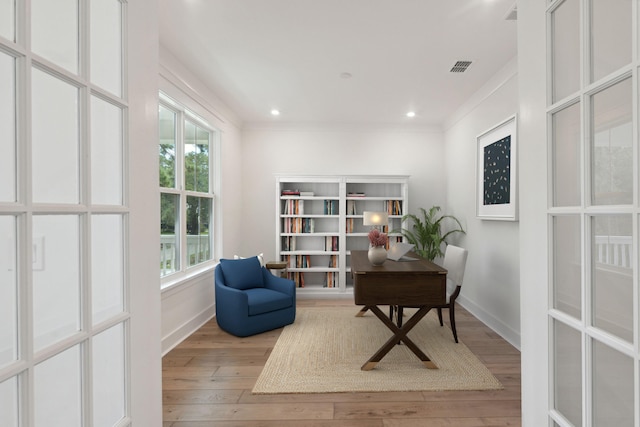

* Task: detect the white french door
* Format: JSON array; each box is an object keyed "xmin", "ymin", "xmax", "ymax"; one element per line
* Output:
[
  {"xmin": 0, "ymin": 1, "xmax": 131, "ymax": 426},
  {"xmin": 548, "ymin": 0, "xmax": 640, "ymax": 426}
]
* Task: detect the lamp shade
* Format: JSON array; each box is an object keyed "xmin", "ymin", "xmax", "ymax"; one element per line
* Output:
[{"xmin": 362, "ymin": 211, "xmax": 388, "ymax": 227}]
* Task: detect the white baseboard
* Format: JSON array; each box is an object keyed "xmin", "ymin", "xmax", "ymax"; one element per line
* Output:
[
  {"xmin": 161, "ymin": 304, "xmax": 215, "ymax": 356},
  {"xmin": 457, "ymin": 295, "xmax": 521, "ymax": 351}
]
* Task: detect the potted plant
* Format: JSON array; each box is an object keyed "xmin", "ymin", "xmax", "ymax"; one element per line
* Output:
[{"xmin": 394, "ymin": 206, "xmax": 465, "ymax": 261}]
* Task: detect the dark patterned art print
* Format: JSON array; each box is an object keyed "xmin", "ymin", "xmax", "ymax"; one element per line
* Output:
[{"xmin": 483, "ymin": 136, "xmax": 511, "ymax": 205}]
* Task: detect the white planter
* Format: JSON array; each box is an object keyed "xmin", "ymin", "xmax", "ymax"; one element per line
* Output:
[{"xmin": 368, "ymin": 246, "xmax": 387, "ymax": 266}]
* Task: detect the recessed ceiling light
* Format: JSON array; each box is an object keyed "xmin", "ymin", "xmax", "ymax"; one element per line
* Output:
[
  {"xmin": 271, "ymin": 109, "xmax": 280, "ymax": 116},
  {"xmin": 406, "ymin": 111, "xmax": 416, "ymax": 118}
]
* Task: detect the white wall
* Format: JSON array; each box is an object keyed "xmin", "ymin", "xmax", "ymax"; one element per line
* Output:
[
  {"xmin": 158, "ymin": 46, "xmax": 245, "ymax": 354},
  {"xmin": 443, "ymin": 58, "xmax": 521, "ymax": 348},
  {"xmin": 240, "ymin": 125, "xmax": 447, "ymax": 262}
]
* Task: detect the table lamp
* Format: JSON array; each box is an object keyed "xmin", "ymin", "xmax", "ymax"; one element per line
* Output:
[
  {"xmin": 363, "ymin": 211, "xmax": 388, "ymax": 265},
  {"xmin": 362, "ymin": 211, "xmax": 388, "ymax": 231}
]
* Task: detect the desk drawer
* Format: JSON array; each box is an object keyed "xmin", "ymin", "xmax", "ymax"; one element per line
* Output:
[{"xmin": 353, "ymin": 274, "xmax": 446, "ymax": 306}]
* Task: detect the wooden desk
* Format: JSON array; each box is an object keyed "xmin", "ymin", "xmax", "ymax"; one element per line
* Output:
[{"xmin": 351, "ymin": 250, "xmax": 447, "ymax": 371}]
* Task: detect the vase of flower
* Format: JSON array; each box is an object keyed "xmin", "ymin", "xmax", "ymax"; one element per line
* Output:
[
  {"xmin": 368, "ymin": 245, "xmax": 387, "ymax": 265},
  {"xmin": 367, "ymin": 229, "xmax": 388, "ymax": 265}
]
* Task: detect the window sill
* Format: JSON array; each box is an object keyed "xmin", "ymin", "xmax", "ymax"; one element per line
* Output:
[{"xmin": 160, "ymin": 261, "xmax": 218, "ymax": 297}]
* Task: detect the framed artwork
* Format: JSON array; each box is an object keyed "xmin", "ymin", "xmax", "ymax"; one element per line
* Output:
[{"xmin": 476, "ymin": 115, "xmax": 517, "ymax": 221}]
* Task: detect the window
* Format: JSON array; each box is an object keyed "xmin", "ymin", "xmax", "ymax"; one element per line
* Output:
[{"xmin": 159, "ymin": 97, "xmax": 216, "ymax": 280}]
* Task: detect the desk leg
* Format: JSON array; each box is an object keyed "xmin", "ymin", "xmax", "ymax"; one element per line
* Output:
[
  {"xmin": 361, "ymin": 306, "xmax": 438, "ymax": 370},
  {"xmin": 355, "ymin": 306, "xmax": 369, "ymax": 317}
]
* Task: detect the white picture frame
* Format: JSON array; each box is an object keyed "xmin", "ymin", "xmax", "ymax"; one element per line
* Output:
[{"xmin": 476, "ymin": 115, "xmax": 518, "ymax": 221}]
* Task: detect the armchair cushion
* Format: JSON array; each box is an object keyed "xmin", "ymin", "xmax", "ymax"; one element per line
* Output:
[
  {"xmin": 245, "ymin": 288, "xmax": 294, "ymax": 316},
  {"xmin": 219, "ymin": 256, "xmax": 264, "ymax": 290}
]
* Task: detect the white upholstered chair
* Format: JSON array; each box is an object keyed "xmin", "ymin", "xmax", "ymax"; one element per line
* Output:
[{"xmin": 435, "ymin": 244, "xmax": 468, "ymax": 343}]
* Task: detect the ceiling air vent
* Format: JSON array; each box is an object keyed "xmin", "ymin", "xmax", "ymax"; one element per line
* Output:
[{"xmin": 450, "ymin": 61, "xmax": 472, "ymax": 73}]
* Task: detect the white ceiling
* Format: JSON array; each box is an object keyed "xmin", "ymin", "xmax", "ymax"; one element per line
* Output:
[{"xmin": 159, "ymin": 0, "xmax": 517, "ymax": 127}]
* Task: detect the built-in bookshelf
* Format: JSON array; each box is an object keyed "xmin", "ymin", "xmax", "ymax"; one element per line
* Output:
[{"xmin": 276, "ymin": 175, "xmax": 408, "ymax": 295}]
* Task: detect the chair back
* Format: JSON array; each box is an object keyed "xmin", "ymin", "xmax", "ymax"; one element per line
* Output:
[{"xmin": 442, "ymin": 245, "xmax": 468, "ymax": 288}]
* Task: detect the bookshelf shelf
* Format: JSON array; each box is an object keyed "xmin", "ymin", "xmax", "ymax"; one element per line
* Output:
[{"xmin": 276, "ymin": 175, "xmax": 408, "ymax": 292}]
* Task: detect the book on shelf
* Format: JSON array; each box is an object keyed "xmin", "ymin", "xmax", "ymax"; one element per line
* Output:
[
  {"xmin": 299, "ymin": 191, "xmax": 314, "ymax": 196},
  {"xmin": 323, "ymin": 199, "xmax": 339, "ymax": 215},
  {"xmin": 325, "ymin": 236, "xmax": 338, "ymax": 251},
  {"xmin": 283, "ymin": 217, "xmax": 315, "ymax": 233},
  {"xmin": 281, "ymin": 189, "xmax": 300, "ymax": 196},
  {"xmin": 288, "ymin": 271, "xmax": 305, "ymax": 288},
  {"xmin": 328, "ymin": 254, "xmax": 338, "ymax": 268},
  {"xmin": 385, "ymin": 199, "xmax": 403, "ymax": 215},
  {"xmin": 282, "ymin": 236, "xmax": 296, "ymax": 251},
  {"xmin": 283, "ymin": 199, "xmax": 304, "ymax": 215},
  {"xmin": 346, "ymin": 200, "xmax": 357, "ymax": 215},
  {"xmin": 283, "ymin": 254, "xmax": 311, "ymax": 268},
  {"xmin": 345, "ymin": 218, "xmax": 354, "ymax": 233},
  {"xmin": 323, "ymin": 269, "xmax": 338, "ymax": 288},
  {"xmin": 347, "ymin": 192, "xmax": 366, "ymax": 197}
]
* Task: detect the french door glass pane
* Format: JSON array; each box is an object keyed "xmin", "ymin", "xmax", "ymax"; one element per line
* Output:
[
  {"xmin": 91, "ymin": 96, "xmax": 123, "ymax": 205},
  {"xmin": 31, "ymin": 0, "xmax": 78, "ymax": 73},
  {"xmin": 161, "ymin": 193, "xmax": 179, "ymax": 276},
  {"xmin": 186, "ymin": 196, "xmax": 211, "ymax": 267},
  {"xmin": 92, "ymin": 323, "xmax": 125, "ymax": 427},
  {"xmin": 553, "ymin": 319, "xmax": 582, "ymax": 427},
  {"xmin": 32, "ymin": 215, "xmax": 80, "ymax": 351},
  {"xmin": 92, "ymin": 215, "xmax": 124, "ymax": 325},
  {"xmin": 0, "ymin": 0, "xmax": 14, "ymax": 41},
  {"xmin": 159, "ymin": 105, "xmax": 177, "ymax": 188},
  {"xmin": 592, "ymin": 215, "xmax": 633, "ymax": 342},
  {"xmin": 32, "ymin": 68, "xmax": 79, "ymax": 204},
  {"xmin": 184, "ymin": 121, "xmax": 210, "ymax": 193},
  {"xmin": 0, "ymin": 376, "xmax": 18, "ymax": 427},
  {"xmin": 551, "ymin": 0, "xmax": 579, "ymax": 102},
  {"xmin": 592, "ymin": 340, "xmax": 634, "ymax": 426},
  {"xmin": 591, "ymin": 0, "xmax": 631, "ymax": 82},
  {"xmin": 552, "ymin": 103, "xmax": 580, "ymax": 207},
  {"xmin": 0, "ymin": 52, "xmax": 15, "ymax": 202},
  {"xmin": 552, "ymin": 215, "xmax": 581, "ymax": 319},
  {"xmin": 0, "ymin": 216, "xmax": 17, "ymax": 369},
  {"xmin": 591, "ymin": 78, "xmax": 632, "ymax": 206},
  {"xmin": 90, "ymin": 0, "xmax": 122, "ymax": 96},
  {"xmin": 34, "ymin": 345, "xmax": 81, "ymax": 427}
]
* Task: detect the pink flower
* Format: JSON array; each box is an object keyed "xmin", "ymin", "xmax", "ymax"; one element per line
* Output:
[{"xmin": 368, "ymin": 229, "xmax": 388, "ymax": 247}]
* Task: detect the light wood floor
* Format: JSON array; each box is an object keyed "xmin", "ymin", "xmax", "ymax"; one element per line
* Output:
[{"xmin": 162, "ymin": 299, "xmax": 521, "ymax": 426}]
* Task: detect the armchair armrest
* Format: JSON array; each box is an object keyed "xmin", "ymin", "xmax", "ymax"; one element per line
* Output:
[
  {"xmin": 262, "ymin": 268, "xmax": 295, "ymax": 296},
  {"xmin": 215, "ymin": 265, "xmax": 249, "ymax": 308}
]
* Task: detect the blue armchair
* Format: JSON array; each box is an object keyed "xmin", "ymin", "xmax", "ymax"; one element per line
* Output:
[{"xmin": 215, "ymin": 256, "xmax": 296, "ymax": 337}]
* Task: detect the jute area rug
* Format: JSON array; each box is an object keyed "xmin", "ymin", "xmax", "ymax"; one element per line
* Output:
[{"xmin": 252, "ymin": 306, "xmax": 503, "ymax": 394}]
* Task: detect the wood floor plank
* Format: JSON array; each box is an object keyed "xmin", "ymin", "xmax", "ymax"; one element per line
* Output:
[
  {"xmin": 163, "ymin": 402, "xmax": 334, "ymax": 422},
  {"xmin": 163, "ymin": 389, "xmax": 243, "ymax": 405},
  {"xmin": 334, "ymin": 400, "xmax": 521, "ymax": 419},
  {"xmin": 168, "ymin": 421, "xmax": 383, "ymax": 427},
  {"xmin": 162, "ymin": 299, "xmax": 522, "ymax": 425},
  {"xmin": 239, "ymin": 390, "xmax": 426, "ymax": 404},
  {"xmin": 163, "ymin": 376, "xmax": 257, "ymax": 390},
  {"xmin": 382, "ymin": 417, "xmax": 522, "ymax": 426}
]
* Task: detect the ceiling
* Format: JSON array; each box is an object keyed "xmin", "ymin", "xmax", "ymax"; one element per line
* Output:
[{"xmin": 159, "ymin": 0, "xmax": 517, "ymax": 127}]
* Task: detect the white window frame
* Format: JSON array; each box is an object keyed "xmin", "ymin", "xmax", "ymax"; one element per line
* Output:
[{"xmin": 159, "ymin": 92, "xmax": 218, "ymax": 288}]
